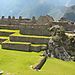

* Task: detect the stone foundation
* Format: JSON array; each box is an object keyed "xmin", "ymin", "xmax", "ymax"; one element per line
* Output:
[
  {"xmin": 0, "ymin": 25, "xmax": 20, "ymax": 30},
  {"xmin": 31, "ymin": 45, "xmax": 47, "ymax": 52},
  {"xmin": 0, "ymin": 39, "xmax": 7, "ymax": 44},
  {"xmin": 0, "ymin": 32, "xmax": 14, "ymax": 36},
  {"xmin": 20, "ymin": 24, "xmax": 51, "ymax": 36},
  {"xmin": 10, "ymin": 36, "xmax": 50, "ymax": 44},
  {"xmin": 2, "ymin": 43, "xmax": 31, "ymax": 52},
  {"xmin": 2, "ymin": 42, "xmax": 47, "ymax": 52}
]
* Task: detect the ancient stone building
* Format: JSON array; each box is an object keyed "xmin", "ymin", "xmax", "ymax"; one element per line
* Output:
[
  {"xmin": 0, "ymin": 15, "xmax": 75, "ymax": 32},
  {"xmin": 0, "ymin": 15, "xmax": 75, "ymax": 58},
  {"xmin": 36, "ymin": 15, "xmax": 54, "ymax": 25}
]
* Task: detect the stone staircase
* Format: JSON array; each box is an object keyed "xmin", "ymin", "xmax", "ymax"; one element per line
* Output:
[
  {"xmin": 0, "ymin": 24, "xmax": 50, "ymax": 52},
  {"xmin": 2, "ymin": 33, "xmax": 48, "ymax": 52}
]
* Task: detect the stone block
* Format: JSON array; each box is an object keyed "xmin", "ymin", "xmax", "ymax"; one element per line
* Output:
[
  {"xmin": 30, "ymin": 44, "xmax": 47, "ymax": 52},
  {"xmin": 2, "ymin": 43, "xmax": 31, "ymax": 52},
  {"xmin": 0, "ymin": 25, "xmax": 19, "ymax": 30},
  {"xmin": 0, "ymin": 39, "xmax": 7, "ymax": 44},
  {"xmin": 30, "ymin": 46, "xmax": 41, "ymax": 52},
  {"xmin": 10, "ymin": 36, "xmax": 50, "ymax": 44},
  {"xmin": 20, "ymin": 24, "xmax": 51, "ymax": 36},
  {"xmin": 0, "ymin": 32, "xmax": 14, "ymax": 36}
]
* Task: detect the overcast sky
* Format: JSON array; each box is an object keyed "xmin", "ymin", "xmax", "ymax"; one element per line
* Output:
[{"xmin": 0, "ymin": 0, "xmax": 75, "ymax": 17}]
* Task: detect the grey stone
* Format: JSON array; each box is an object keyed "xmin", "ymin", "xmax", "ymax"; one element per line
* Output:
[
  {"xmin": 2, "ymin": 43, "xmax": 31, "ymax": 52},
  {"xmin": 20, "ymin": 24, "xmax": 51, "ymax": 36},
  {"xmin": 10, "ymin": 36, "xmax": 50, "ymax": 44},
  {"xmin": 46, "ymin": 25, "xmax": 75, "ymax": 61}
]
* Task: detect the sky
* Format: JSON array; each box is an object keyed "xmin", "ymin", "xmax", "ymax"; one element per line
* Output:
[{"xmin": 0, "ymin": 0, "xmax": 75, "ymax": 18}]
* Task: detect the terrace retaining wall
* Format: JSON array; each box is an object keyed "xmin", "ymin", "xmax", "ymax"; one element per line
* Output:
[
  {"xmin": 2, "ymin": 43, "xmax": 30, "ymax": 51},
  {"xmin": 20, "ymin": 24, "xmax": 51, "ymax": 36},
  {"xmin": 0, "ymin": 32, "xmax": 14, "ymax": 36},
  {"xmin": 10, "ymin": 36, "xmax": 50, "ymax": 44}
]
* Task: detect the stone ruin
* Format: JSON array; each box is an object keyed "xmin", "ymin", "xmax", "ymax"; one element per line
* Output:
[
  {"xmin": 0, "ymin": 15, "xmax": 75, "ymax": 31},
  {"xmin": 0, "ymin": 15, "xmax": 75, "ymax": 75},
  {"xmin": 0, "ymin": 15, "xmax": 75, "ymax": 55},
  {"xmin": 33, "ymin": 25, "xmax": 75, "ymax": 71},
  {"xmin": 36, "ymin": 15, "xmax": 54, "ymax": 25},
  {"xmin": 0, "ymin": 15, "xmax": 75, "ymax": 71},
  {"xmin": 0, "ymin": 15, "xmax": 75, "ymax": 52},
  {"xmin": 47, "ymin": 25, "xmax": 75, "ymax": 61}
]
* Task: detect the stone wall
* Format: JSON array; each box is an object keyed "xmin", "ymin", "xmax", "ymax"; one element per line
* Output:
[
  {"xmin": 20, "ymin": 24, "xmax": 51, "ymax": 36},
  {"xmin": 2, "ymin": 42, "xmax": 47, "ymax": 52},
  {"xmin": 0, "ymin": 19, "xmax": 19, "ymax": 25},
  {"xmin": 30, "ymin": 46, "xmax": 41, "ymax": 52},
  {"xmin": 0, "ymin": 25, "xmax": 20, "ymax": 30},
  {"xmin": 0, "ymin": 39, "xmax": 7, "ymax": 44},
  {"xmin": 0, "ymin": 16, "xmax": 75, "ymax": 32},
  {"xmin": 31, "ymin": 45, "xmax": 47, "ymax": 52},
  {"xmin": 36, "ymin": 15, "xmax": 54, "ymax": 25},
  {"xmin": 0, "ymin": 16, "xmax": 31, "ymax": 25},
  {"xmin": 52, "ymin": 21, "xmax": 75, "ymax": 31},
  {"xmin": 10, "ymin": 36, "xmax": 50, "ymax": 44},
  {"xmin": 0, "ymin": 32, "xmax": 14, "ymax": 36},
  {"xmin": 2, "ymin": 43, "xmax": 31, "ymax": 52}
]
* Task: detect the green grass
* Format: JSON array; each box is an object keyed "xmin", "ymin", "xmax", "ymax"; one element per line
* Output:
[
  {"xmin": 42, "ymin": 58, "xmax": 75, "ymax": 75},
  {"xmin": 3, "ymin": 39, "xmax": 47, "ymax": 46},
  {"xmin": 3, "ymin": 40, "xmax": 31, "ymax": 45},
  {"xmin": 0, "ymin": 29, "xmax": 19, "ymax": 33},
  {"xmin": 0, "ymin": 45, "xmax": 41, "ymax": 75},
  {"xmin": 0, "ymin": 36, "xmax": 9, "ymax": 39},
  {"xmin": 11, "ymin": 32, "xmax": 51, "ymax": 39},
  {"xmin": 31, "ymin": 44, "xmax": 47, "ymax": 47},
  {"xmin": 0, "ymin": 29, "xmax": 75, "ymax": 75},
  {"xmin": 0, "ymin": 45, "xmax": 75, "ymax": 75}
]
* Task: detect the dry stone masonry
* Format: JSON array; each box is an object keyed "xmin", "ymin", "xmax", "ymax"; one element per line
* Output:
[{"xmin": 0, "ymin": 15, "xmax": 74, "ymax": 59}]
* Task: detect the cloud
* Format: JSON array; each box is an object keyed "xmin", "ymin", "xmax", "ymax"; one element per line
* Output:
[
  {"xmin": 38, "ymin": 0, "xmax": 48, "ymax": 4},
  {"xmin": 65, "ymin": 0, "xmax": 71, "ymax": 7}
]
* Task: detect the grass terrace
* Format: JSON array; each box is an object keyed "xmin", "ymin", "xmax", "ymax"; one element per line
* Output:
[
  {"xmin": 11, "ymin": 32, "xmax": 51, "ymax": 39},
  {"xmin": 0, "ymin": 45, "xmax": 75, "ymax": 75},
  {"xmin": 0, "ymin": 36, "xmax": 9, "ymax": 39},
  {"xmin": 3, "ymin": 40, "xmax": 31, "ymax": 45},
  {"xmin": 0, "ymin": 29, "xmax": 19, "ymax": 33},
  {"xmin": 31, "ymin": 44, "xmax": 47, "ymax": 47},
  {"xmin": 0, "ymin": 26, "xmax": 75, "ymax": 75}
]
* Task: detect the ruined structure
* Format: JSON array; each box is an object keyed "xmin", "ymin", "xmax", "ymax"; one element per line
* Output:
[
  {"xmin": 36, "ymin": 15, "xmax": 54, "ymax": 25},
  {"xmin": 0, "ymin": 15, "xmax": 74, "ymax": 55},
  {"xmin": 33, "ymin": 25, "xmax": 75, "ymax": 71},
  {"xmin": 47, "ymin": 25, "xmax": 74, "ymax": 61},
  {"xmin": 0, "ymin": 15, "xmax": 75, "ymax": 31},
  {"xmin": 0, "ymin": 15, "xmax": 75, "ymax": 71}
]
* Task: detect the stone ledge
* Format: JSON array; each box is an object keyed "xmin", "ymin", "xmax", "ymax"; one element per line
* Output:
[
  {"xmin": 31, "ymin": 44, "xmax": 47, "ymax": 52},
  {"xmin": 0, "ymin": 25, "xmax": 19, "ymax": 30},
  {"xmin": 0, "ymin": 32, "xmax": 14, "ymax": 36},
  {"xmin": 20, "ymin": 24, "xmax": 51, "ymax": 36},
  {"xmin": 0, "ymin": 39, "xmax": 7, "ymax": 44},
  {"xmin": 10, "ymin": 36, "xmax": 50, "ymax": 44},
  {"xmin": 0, "ymin": 29, "xmax": 19, "ymax": 36},
  {"xmin": 2, "ymin": 42, "xmax": 31, "ymax": 52},
  {"xmin": 2, "ymin": 41, "xmax": 47, "ymax": 52}
]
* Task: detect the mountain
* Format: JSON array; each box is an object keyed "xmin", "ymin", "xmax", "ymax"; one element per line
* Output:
[{"xmin": 63, "ymin": 5, "xmax": 75, "ymax": 21}]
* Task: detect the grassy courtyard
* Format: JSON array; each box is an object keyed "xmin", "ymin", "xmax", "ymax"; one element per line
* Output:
[
  {"xmin": 0, "ymin": 45, "xmax": 75, "ymax": 75},
  {"xmin": 0, "ymin": 29, "xmax": 75, "ymax": 75}
]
